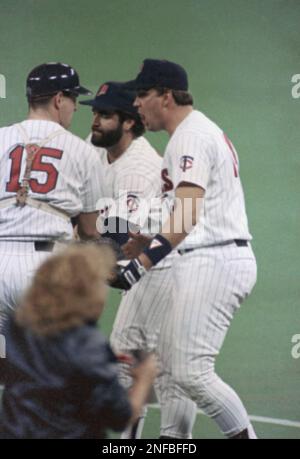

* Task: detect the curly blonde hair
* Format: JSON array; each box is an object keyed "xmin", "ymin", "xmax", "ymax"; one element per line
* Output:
[{"xmin": 16, "ymin": 243, "xmax": 116, "ymax": 336}]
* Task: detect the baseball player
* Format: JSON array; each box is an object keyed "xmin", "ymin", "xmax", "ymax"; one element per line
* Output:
[
  {"xmin": 112, "ymin": 59, "xmax": 258, "ymax": 439},
  {"xmin": 81, "ymin": 81, "xmax": 197, "ymax": 439},
  {"xmin": 0, "ymin": 62, "xmax": 104, "ymax": 330}
]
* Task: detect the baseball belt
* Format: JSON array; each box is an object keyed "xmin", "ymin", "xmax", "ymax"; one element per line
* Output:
[
  {"xmin": 0, "ymin": 196, "xmax": 70, "ymax": 222},
  {"xmin": 178, "ymin": 239, "xmax": 248, "ymax": 255}
]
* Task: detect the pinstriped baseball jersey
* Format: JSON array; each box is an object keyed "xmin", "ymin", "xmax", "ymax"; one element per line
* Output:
[
  {"xmin": 161, "ymin": 110, "xmax": 252, "ymax": 249},
  {"xmin": 0, "ymin": 120, "xmax": 104, "ymax": 241},
  {"xmin": 87, "ymin": 135, "xmax": 165, "ymax": 236}
]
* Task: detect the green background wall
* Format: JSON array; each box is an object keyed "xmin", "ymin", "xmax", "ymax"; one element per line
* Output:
[{"xmin": 0, "ymin": 0, "xmax": 299, "ymax": 438}]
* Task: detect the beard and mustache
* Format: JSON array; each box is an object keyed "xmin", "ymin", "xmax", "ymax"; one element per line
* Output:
[{"xmin": 91, "ymin": 122, "xmax": 123, "ymax": 148}]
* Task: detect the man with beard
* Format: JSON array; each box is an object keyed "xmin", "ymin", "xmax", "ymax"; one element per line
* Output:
[{"xmin": 80, "ymin": 82, "xmax": 197, "ymax": 439}]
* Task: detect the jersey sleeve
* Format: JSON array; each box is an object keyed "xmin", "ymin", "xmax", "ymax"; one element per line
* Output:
[
  {"xmin": 80, "ymin": 147, "xmax": 104, "ymax": 213},
  {"xmin": 170, "ymin": 131, "xmax": 212, "ymax": 190}
]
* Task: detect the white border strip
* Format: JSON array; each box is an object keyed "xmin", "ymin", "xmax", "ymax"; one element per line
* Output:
[
  {"xmin": 249, "ymin": 415, "xmax": 300, "ymax": 429},
  {"xmin": 148, "ymin": 404, "xmax": 300, "ymax": 429}
]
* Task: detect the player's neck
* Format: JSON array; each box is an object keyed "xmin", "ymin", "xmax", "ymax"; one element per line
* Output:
[
  {"xmin": 107, "ymin": 134, "xmax": 134, "ymax": 164},
  {"xmin": 165, "ymin": 106, "xmax": 193, "ymax": 136},
  {"xmin": 28, "ymin": 108, "xmax": 58, "ymax": 124}
]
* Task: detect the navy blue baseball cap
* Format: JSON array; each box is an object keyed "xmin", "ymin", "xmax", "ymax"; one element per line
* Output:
[
  {"xmin": 26, "ymin": 62, "xmax": 92, "ymax": 99},
  {"xmin": 127, "ymin": 59, "xmax": 188, "ymax": 91},
  {"xmin": 79, "ymin": 81, "xmax": 138, "ymax": 116}
]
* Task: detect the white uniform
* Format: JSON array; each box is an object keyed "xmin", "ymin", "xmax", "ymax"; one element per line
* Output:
[
  {"xmin": 0, "ymin": 120, "xmax": 104, "ymax": 327},
  {"xmin": 158, "ymin": 110, "xmax": 257, "ymax": 438},
  {"xmin": 88, "ymin": 135, "xmax": 197, "ymax": 439}
]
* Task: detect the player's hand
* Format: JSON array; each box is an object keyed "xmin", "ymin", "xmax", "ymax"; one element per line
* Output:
[
  {"xmin": 109, "ymin": 266, "xmax": 132, "ymax": 290},
  {"xmin": 122, "ymin": 232, "xmax": 152, "ymax": 259},
  {"xmin": 109, "ymin": 258, "xmax": 147, "ymax": 291},
  {"xmin": 130, "ymin": 353, "xmax": 158, "ymax": 384}
]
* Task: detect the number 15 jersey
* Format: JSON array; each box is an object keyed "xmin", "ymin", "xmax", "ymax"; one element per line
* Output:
[{"xmin": 0, "ymin": 120, "xmax": 104, "ymax": 241}]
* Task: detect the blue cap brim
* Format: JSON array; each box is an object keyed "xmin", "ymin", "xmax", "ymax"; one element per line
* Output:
[{"xmin": 79, "ymin": 98, "xmax": 138, "ymax": 118}]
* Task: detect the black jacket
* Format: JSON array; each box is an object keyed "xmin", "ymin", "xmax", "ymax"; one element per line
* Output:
[{"xmin": 0, "ymin": 317, "xmax": 132, "ymax": 438}]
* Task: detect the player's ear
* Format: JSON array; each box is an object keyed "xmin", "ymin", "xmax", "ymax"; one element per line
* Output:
[
  {"xmin": 161, "ymin": 90, "xmax": 172, "ymax": 108},
  {"xmin": 123, "ymin": 118, "xmax": 135, "ymax": 133},
  {"xmin": 53, "ymin": 92, "xmax": 64, "ymax": 110}
]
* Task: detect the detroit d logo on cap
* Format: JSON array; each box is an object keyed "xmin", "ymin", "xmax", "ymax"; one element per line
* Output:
[
  {"xmin": 0, "ymin": 74, "xmax": 6, "ymax": 99},
  {"xmin": 97, "ymin": 84, "xmax": 109, "ymax": 96}
]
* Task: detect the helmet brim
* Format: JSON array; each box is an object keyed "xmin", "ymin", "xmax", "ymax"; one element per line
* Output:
[{"xmin": 65, "ymin": 85, "xmax": 93, "ymax": 96}]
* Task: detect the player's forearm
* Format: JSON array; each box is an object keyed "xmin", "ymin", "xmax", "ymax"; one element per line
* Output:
[
  {"xmin": 127, "ymin": 355, "xmax": 157, "ymax": 424},
  {"xmin": 109, "ymin": 186, "xmax": 204, "ymax": 289},
  {"xmin": 162, "ymin": 183, "xmax": 204, "ymax": 247},
  {"xmin": 139, "ymin": 185, "xmax": 204, "ymax": 269},
  {"xmin": 127, "ymin": 381, "xmax": 152, "ymax": 424},
  {"xmin": 161, "ymin": 205, "xmax": 190, "ymax": 246},
  {"xmin": 77, "ymin": 211, "xmax": 100, "ymax": 240},
  {"xmin": 138, "ymin": 211, "xmax": 187, "ymax": 270}
]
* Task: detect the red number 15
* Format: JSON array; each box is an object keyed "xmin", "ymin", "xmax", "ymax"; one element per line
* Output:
[{"xmin": 6, "ymin": 145, "xmax": 63, "ymax": 194}]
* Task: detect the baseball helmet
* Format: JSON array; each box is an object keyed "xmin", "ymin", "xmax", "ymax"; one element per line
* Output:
[{"xmin": 26, "ymin": 62, "xmax": 92, "ymax": 99}]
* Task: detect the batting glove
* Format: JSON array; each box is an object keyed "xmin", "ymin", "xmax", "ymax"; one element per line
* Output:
[{"xmin": 110, "ymin": 258, "xmax": 147, "ymax": 291}]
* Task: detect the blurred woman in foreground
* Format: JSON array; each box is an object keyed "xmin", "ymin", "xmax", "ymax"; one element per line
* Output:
[{"xmin": 0, "ymin": 243, "xmax": 157, "ymax": 439}]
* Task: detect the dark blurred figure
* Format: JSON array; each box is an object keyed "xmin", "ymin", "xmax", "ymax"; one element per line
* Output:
[{"xmin": 0, "ymin": 244, "xmax": 157, "ymax": 439}]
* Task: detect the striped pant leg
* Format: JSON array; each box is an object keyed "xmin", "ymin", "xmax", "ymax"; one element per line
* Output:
[
  {"xmin": 110, "ymin": 265, "xmax": 197, "ymax": 438},
  {"xmin": 170, "ymin": 246, "xmax": 257, "ymax": 438},
  {"xmin": 0, "ymin": 242, "xmax": 50, "ymax": 331},
  {"xmin": 156, "ymin": 299, "xmax": 198, "ymax": 439},
  {"xmin": 110, "ymin": 267, "xmax": 173, "ymax": 391},
  {"xmin": 0, "ymin": 241, "xmax": 51, "ymax": 411},
  {"xmin": 110, "ymin": 267, "xmax": 172, "ymax": 354}
]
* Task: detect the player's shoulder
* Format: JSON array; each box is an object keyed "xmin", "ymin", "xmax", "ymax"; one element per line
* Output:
[
  {"xmin": 182, "ymin": 110, "xmax": 220, "ymax": 134},
  {"xmin": 0, "ymin": 124, "xmax": 13, "ymax": 133},
  {"xmin": 170, "ymin": 110, "xmax": 222, "ymax": 147},
  {"xmin": 128, "ymin": 136, "xmax": 162, "ymax": 163},
  {"xmin": 0, "ymin": 122, "xmax": 21, "ymax": 138},
  {"xmin": 62, "ymin": 128, "xmax": 89, "ymax": 148},
  {"xmin": 63, "ymin": 129, "xmax": 101, "ymax": 160},
  {"xmin": 120, "ymin": 137, "xmax": 162, "ymax": 175}
]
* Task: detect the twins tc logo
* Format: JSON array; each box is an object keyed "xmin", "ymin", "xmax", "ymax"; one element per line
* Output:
[
  {"xmin": 180, "ymin": 155, "xmax": 194, "ymax": 172},
  {"xmin": 127, "ymin": 193, "xmax": 139, "ymax": 213}
]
